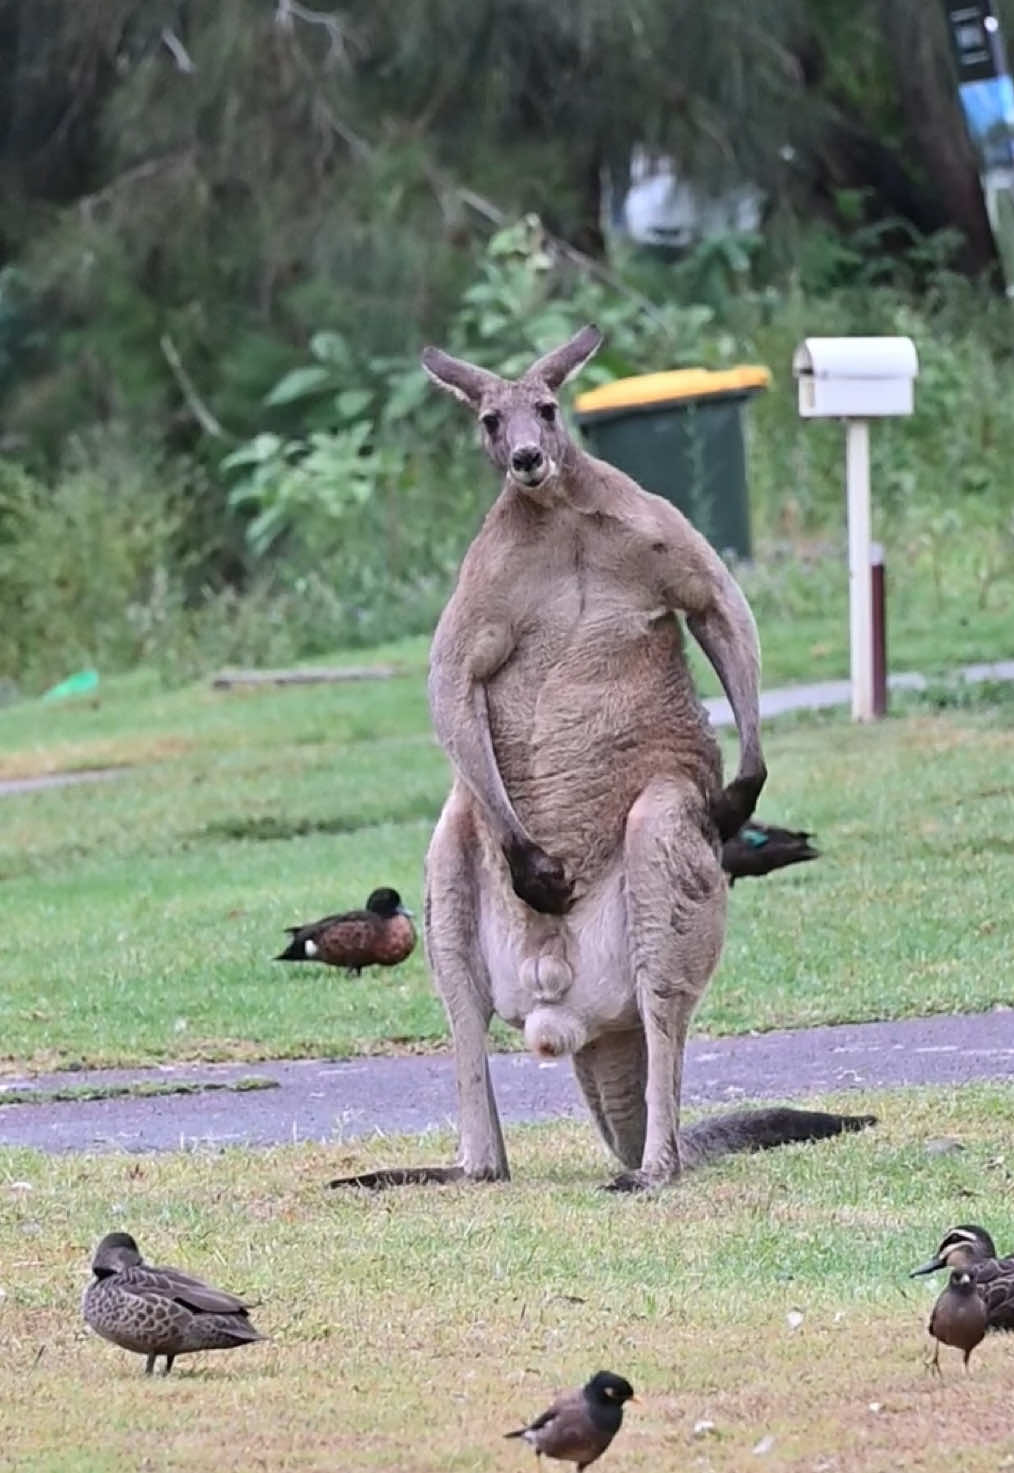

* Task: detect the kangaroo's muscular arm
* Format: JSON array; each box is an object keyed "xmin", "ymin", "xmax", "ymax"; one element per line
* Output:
[
  {"xmin": 428, "ymin": 613, "xmax": 572, "ymax": 914},
  {"xmin": 659, "ymin": 517, "xmax": 767, "ymax": 838}
]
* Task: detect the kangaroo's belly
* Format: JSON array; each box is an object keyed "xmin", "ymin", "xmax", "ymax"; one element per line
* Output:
[{"xmin": 487, "ymin": 613, "xmax": 721, "ymax": 879}]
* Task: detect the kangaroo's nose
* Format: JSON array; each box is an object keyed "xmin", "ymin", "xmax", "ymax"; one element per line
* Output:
[{"xmin": 510, "ymin": 445, "xmax": 544, "ymax": 474}]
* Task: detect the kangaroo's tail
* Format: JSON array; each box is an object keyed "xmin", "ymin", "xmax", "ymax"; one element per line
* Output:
[{"xmin": 680, "ymin": 1106, "xmax": 876, "ymax": 1168}]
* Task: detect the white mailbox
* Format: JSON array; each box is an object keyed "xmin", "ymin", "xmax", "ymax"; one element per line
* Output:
[{"xmin": 792, "ymin": 336, "xmax": 918, "ymax": 418}]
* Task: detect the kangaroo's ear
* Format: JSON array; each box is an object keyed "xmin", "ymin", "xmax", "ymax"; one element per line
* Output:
[
  {"xmin": 421, "ymin": 347, "xmax": 502, "ymax": 409},
  {"xmin": 523, "ymin": 324, "xmax": 603, "ymax": 391}
]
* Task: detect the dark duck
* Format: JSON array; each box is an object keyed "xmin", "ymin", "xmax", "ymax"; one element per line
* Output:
[
  {"xmin": 82, "ymin": 1231, "xmax": 265, "ymax": 1375},
  {"xmin": 721, "ymin": 820, "xmax": 819, "ymax": 886},
  {"xmin": 274, "ymin": 887, "xmax": 416, "ymax": 976},
  {"xmin": 925, "ymin": 1268, "xmax": 987, "ymax": 1373},
  {"xmin": 910, "ymin": 1224, "xmax": 1014, "ymax": 1334},
  {"xmin": 505, "ymin": 1370, "xmax": 638, "ymax": 1469}
]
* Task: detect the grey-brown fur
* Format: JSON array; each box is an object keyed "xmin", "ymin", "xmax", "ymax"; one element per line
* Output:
[
  {"xmin": 331, "ymin": 327, "xmax": 874, "ymax": 1195},
  {"xmin": 82, "ymin": 1231, "xmax": 265, "ymax": 1375}
]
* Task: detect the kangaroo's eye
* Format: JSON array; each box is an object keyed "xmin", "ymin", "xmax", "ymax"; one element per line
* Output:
[
  {"xmin": 537, "ymin": 402, "xmax": 557, "ymax": 423},
  {"xmin": 480, "ymin": 411, "xmax": 501, "ymax": 435}
]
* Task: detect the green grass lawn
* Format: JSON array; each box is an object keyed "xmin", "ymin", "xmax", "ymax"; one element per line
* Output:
[
  {"xmin": 0, "ymin": 647, "xmax": 1012, "ymax": 1071},
  {"xmin": 2, "ymin": 1085, "xmax": 1014, "ymax": 1471}
]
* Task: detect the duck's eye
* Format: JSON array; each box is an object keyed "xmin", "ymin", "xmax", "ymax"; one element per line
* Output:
[
  {"xmin": 480, "ymin": 411, "xmax": 501, "ymax": 435},
  {"xmin": 537, "ymin": 402, "xmax": 556, "ymax": 424}
]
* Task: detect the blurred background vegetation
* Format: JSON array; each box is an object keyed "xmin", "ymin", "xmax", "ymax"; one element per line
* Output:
[{"xmin": 1, "ymin": 0, "xmax": 1012, "ymax": 692}]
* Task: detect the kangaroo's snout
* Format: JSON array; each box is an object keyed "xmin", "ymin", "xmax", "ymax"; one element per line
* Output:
[{"xmin": 510, "ymin": 445, "xmax": 545, "ymax": 475}]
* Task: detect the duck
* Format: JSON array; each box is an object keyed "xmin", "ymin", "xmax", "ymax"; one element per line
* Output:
[
  {"xmin": 910, "ymin": 1224, "xmax": 1014, "ymax": 1332},
  {"xmin": 721, "ymin": 821, "xmax": 819, "ymax": 886},
  {"xmin": 274, "ymin": 887, "xmax": 416, "ymax": 976},
  {"xmin": 926, "ymin": 1268, "xmax": 988, "ymax": 1372},
  {"xmin": 82, "ymin": 1231, "xmax": 265, "ymax": 1375},
  {"xmin": 505, "ymin": 1370, "xmax": 638, "ymax": 1469}
]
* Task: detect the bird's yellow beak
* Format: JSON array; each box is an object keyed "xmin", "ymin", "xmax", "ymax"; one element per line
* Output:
[{"xmin": 629, "ymin": 1395, "xmax": 642, "ymax": 1405}]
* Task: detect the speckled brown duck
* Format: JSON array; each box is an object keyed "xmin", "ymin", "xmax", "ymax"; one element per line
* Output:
[
  {"xmin": 910, "ymin": 1224, "xmax": 1014, "ymax": 1333},
  {"xmin": 82, "ymin": 1231, "xmax": 265, "ymax": 1375},
  {"xmin": 505, "ymin": 1370, "xmax": 638, "ymax": 1469},
  {"xmin": 926, "ymin": 1268, "xmax": 987, "ymax": 1373},
  {"xmin": 721, "ymin": 821, "xmax": 819, "ymax": 886},
  {"xmin": 274, "ymin": 887, "xmax": 416, "ymax": 976}
]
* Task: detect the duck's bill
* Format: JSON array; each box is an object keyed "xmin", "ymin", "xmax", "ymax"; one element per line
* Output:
[{"xmin": 909, "ymin": 1256, "xmax": 947, "ymax": 1277}]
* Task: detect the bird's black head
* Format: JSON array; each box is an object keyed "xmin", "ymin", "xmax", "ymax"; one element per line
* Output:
[
  {"xmin": 947, "ymin": 1224, "xmax": 997, "ymax": 1258},
  {"xmin": 584, "ymin": 1371, "xmax": 637, "ymax": 1407},
  {"xmin": 365, "ymin": 887, "xmax": 410, "ymax": 918},
  {"xmin": 949, "ymin": 1268, "xmax": 977, "ymax": 1294},
  {"xmin": 92, "ymin": 1231, "xmax": 142, "ymax": 1276},
  {"xmin": 910, "ymin": 1224, "xmax": 997, "ymax": 1277}
]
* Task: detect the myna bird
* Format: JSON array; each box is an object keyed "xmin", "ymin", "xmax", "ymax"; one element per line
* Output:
[
  {"xmin": 926, "ymin": 1268, "xmax": 987, "ymax": 1373},
  {"xmin": 82, "ymin": 1231, "xmax": 265, "ymax": 1375},
  {"xmin": 721, "ymin": 822, "xmax": 819, "ymax": 886},
  {"xmin": 910, "ymin": 1224, "xmax": 1014, "ymax": 1333},
  {"xmin": 505, "ymin": 1370, "xmax": 637, "ymax": 1468},
  {"xmin": 274, "ymin": 887, "xmax": 415, "ymax": 976}
]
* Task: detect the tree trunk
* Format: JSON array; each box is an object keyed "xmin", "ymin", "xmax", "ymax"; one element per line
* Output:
[{"xmin": 877, "ymin": 0, "xmax": 999, "ymax": 279}]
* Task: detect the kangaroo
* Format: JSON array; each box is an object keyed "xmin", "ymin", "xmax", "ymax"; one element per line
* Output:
[{"xmin": 329, "ymin": 325, "xmax": 875, "ymax": 1194}]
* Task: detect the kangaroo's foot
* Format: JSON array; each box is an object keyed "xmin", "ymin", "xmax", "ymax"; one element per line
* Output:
[{"xmin": 599, "ymin": 1167, "xmax": 679, "ymax": 1194}]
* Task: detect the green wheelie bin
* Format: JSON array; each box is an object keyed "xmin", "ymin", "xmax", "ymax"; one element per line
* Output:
[{"xmin": 574, "ymin": 365, "xmax": 770, "ymax": 560}]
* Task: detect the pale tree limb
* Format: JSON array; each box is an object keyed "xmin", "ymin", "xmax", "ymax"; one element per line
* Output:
[
  {"xmin": 455, "ymin": 185, "xmax": 669, "ymax": 326},
  {"xmin": 273, "ymin": 0, "xmax": 350, "ymax": 66},
  {"xmin": 160, "ymin": 28, "xmax": 197, "ymax": 74},
  {"xmin": 78, "ymin": 152, "xmax": 193, "ymax": 220},
  {"xmin": 159, "ymin": 334, "xmax": 237, "ymax": 442}
]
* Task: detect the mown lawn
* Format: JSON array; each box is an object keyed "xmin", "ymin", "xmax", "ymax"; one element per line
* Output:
[
  {"xmin": 2, "ymin": 1085, "xmax": 1014, "ymax": 1472},
  {"xmin": 0, "ymin": 644, "xmax": 1012, "ymax": 1071}
]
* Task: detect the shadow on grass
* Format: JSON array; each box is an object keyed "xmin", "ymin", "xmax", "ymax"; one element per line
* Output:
[{"xmin": 193, "ymin": 797, "xmax": 443, "ymax": 844}]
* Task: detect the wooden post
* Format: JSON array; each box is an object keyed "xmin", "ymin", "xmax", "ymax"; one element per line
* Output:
[
  {"xmin": 845, "ymin": 419, "xmax": 874, "ymax": 721},
  {"xmin": 871, "ymin": 542, "xmax": 887, "ymax": 717}
]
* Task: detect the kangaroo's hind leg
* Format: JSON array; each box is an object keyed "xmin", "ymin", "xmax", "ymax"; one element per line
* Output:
[
  {"xmin": 572, "ymin": 1030, "xmax": 648, "ymax": 1170},
  {"xmin": 329, "ymin": 787, "xmax": 507, "ymax": 1189},
  {"xmin": 606, "ymin": 775, "xmax": 726, "ymax": 1193}
]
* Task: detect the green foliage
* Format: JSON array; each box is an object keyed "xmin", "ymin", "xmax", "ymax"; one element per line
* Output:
[
  {"xmin": 0, "ymin": 434, "xmax": 186, "ymax": 690},
  {"xmin": 222, "ymin": 216, "xmax": 734, "ymax": 583}
]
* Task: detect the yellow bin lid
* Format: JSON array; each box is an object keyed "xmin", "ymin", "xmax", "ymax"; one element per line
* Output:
[{"xmin": 575, "ymin": 364, "xmax": 771, "ymax": 414}]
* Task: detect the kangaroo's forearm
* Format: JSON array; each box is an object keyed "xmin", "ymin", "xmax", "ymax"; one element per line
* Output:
[
  {"xmin": 429, "ymin": 667, "xmax": 532, "ymax": 850},
  {"xmin": 687, "ymin": 595, "xmax": 766, "ymax": 827}
]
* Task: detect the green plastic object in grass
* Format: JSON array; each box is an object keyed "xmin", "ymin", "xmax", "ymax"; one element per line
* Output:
[{"xmin": 40, "ymin": 668, "xmax": 99, "ymax": 703}]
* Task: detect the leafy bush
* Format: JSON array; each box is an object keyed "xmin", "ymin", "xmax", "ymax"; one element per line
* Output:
[
  {"xmin": 0, "ymin": 434, "xmax": 186, "ymax": 691},
  {"xmin": 3, "ymin": 216, "xmax": 1013, "ymax": 690},
  {"xmin": 222, "ymin": 216, "xmax": 740, "ymax": 600}
]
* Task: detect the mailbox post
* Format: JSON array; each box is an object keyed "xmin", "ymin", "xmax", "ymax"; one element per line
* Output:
[{"xmin": 791, "ymin": 337, "xmax": 919, "ymax": 722}]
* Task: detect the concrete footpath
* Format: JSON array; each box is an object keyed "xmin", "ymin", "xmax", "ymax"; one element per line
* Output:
[{"xmin": 1, "ymin": 1009, "xmax": 1012, "ymax": 1155}]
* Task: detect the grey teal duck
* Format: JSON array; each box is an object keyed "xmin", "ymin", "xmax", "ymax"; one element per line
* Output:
[{"xmin": 82, "ymin": 1231, "xmax": 265, "ymax": 1375}]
